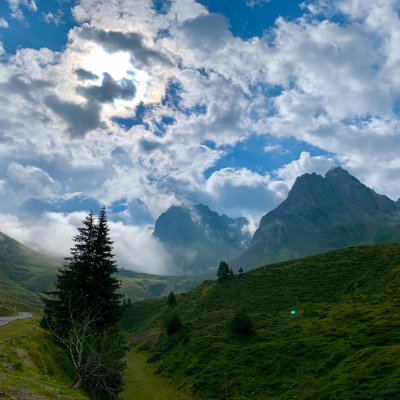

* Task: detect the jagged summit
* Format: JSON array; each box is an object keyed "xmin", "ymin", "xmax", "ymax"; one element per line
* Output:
[
  {"xmin": 230, "ymin": 167, "xmax": 400, "ymax": 272},
  {"xmin": 153, "ymin": 203, "xmax": 251, "ymax": 275}
]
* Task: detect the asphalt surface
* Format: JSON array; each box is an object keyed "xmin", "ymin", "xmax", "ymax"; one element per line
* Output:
[{"xmin": 0, "ymin": 312, "xmax": 33, "ymax": 327}]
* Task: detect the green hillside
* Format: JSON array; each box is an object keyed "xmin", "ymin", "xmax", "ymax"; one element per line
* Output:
[
  {"xmin": 0, "ymin": 316, "xmax": 88, "ymax": 399},
  {"xmin": 0, "ymin": 231, "xmax": 62, "ymax": 294},
  {"xmin": 126, "ymin": 243, "xmax": 400, "ymax": 399}
]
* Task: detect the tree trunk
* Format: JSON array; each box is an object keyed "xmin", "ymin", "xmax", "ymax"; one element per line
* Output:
[{"xmin": 70, "ymin": 373, "xmax": 83, "ymax": 389}]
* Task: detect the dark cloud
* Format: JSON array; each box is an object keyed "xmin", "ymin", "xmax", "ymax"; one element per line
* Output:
[
  {"xmin": 74, "ymin": 68, "xmax": 99, "ymax": 81},
  {"xmin": 0, "ymin": 74, "xmax": 53, "ymax": 102},
  {"xmin": 77, "ymin": 72, "xmax": 136, "ymax": 103},
  {"xmin": 45, "ymin": 94, "xmax": 102, "ymax": 138},
  {"xmin": 78, "ymin": 25, "xmax": 174, "ymax": 68},
  {"xmin": 181, "ymin": 14, "xmax": 231, "ymax": 52},
  {"xmin": 139, "ymin": 139, "xmax": 163, "ymax": 153}
]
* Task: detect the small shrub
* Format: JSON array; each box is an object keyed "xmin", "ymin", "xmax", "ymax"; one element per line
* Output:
[
  {"xmin": 230, "ymin": 309, "xmax": 253, "ymax": 335},
  {"xmin": 164, "ymin": 312, "xmax": 182, "ymax": 335}
]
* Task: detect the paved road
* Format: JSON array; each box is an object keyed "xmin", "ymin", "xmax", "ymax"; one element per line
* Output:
[{"xmin": 0, "ymin": 312, "xmax": 33, "ymax": 327}]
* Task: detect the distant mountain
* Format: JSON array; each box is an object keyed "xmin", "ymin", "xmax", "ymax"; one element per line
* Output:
[
  {"xmin": 230, "ymin": 167, "xmax": 400, "ymax": 271},
  {"xmin": 153, "ymin": 203, "xmax": 252, "ymax": 275}
]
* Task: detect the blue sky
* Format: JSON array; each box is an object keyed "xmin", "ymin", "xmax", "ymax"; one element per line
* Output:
[{"xmin": 1, "ymin": 0, "xmax": 400, "ymax": 272}]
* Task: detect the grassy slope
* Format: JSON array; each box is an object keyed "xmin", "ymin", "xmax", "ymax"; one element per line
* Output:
[
  {"xmin": 127, "ymin": 243, "xmax": 400, "ymax": 399},
  {"xmin": 121, "ymin": 350, "xmax": 202, "ymax": 400},
  {"xmin": 117, "ymin": 269, "xmax": 205, "ymax": 303},
  {"xmin": 0, "ymin": 315, "xmax": 88, "ymax": 399},
  {"xmin": 0, "ymin": 231, "xmax": 62, "ymax": 293}
]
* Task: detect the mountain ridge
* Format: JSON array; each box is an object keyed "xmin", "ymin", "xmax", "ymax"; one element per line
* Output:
[{"xmin": 230, "ymin": 166, "xmax": 400, "ymax": 272}]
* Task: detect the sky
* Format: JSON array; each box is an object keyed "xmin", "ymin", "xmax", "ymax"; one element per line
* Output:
[{"xmin": 1, "ymin": 0, "xmax": 400, "ymax": 273}]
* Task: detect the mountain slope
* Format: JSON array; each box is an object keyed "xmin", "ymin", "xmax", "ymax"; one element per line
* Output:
[
  {"xmin": 153, "ymin": 203, "xmax": 251, "ymax": 275},
  {"xmin": 127, "ymin": 243, "xmax": 400, "ymax": 399},
  {"xmin": 0, "ymin": 231, "xmax": 204, "ymax": 310},
  {"xmin": 230, "ymin": 167, "xmax": 400, "ymax": 271},
  {"xmin": 0, "ymin": 231, "xmax": 62, "ymax": 311}
]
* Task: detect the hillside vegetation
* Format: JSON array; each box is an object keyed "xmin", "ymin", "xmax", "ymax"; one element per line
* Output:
[
  {"xmin": 0, "ymin": 316, "xmax": 88, "ymax": 399},
  {"xmin": 127, "ymin": 243, "xmax": 400, "ymax": 399}
]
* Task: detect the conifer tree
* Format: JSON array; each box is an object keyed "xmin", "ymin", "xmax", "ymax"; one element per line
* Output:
[
  {"xmin": 217, "ymin": 260, "xmax": 230, "ymax": 282},
  {"xmin": 43, "ymin": 208, "xmax": 121, "ymax": 330},
  {"xmin": 91, "ymin": 206, "xmax": 122, "ymax": 327},
  {"xmin": 238, "ymin": 267, "xmax": 243, "ymax": 275},
  {"xmin": 42, "ymin": 208, "xmax": 126, "ymax": 398},
  {"xmin": 43, "ymin": 211, "xmax": 97, "ymax": 330},
  {"xmin": 167, "ymin": 291, "xmax": 177, "ymax": 306}
]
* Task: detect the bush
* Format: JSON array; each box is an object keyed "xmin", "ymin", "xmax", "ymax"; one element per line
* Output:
[
  {"xmin": 230, "ymin": 309, "xmax": 253, "ymax": 335},
  {"xmin": 164, "ymin": 312, "xmax": 182, "ymax": 335}
]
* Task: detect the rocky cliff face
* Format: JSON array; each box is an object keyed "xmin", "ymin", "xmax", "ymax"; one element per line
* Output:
[
  {"xmin": 230, "ymin": 167, "xmax": 400, "ymax": 272},
  {"xmin": 153, "ymin": 204, "xmax": 251, "ymax": 275}
]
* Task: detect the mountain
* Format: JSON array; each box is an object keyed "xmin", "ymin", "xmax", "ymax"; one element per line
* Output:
[
  {"xmin": 126, "ymin": 243, "xmax": 400, "ymax": 399},
  {"xmin": 230, "ymin": 166, "xmax": 400, "ymax": 271},
  {"xmin": 153, "ymin": 203, "xmax": 251, "ymax": 275}
]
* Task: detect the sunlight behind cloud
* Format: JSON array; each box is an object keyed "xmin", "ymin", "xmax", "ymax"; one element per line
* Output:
[{"xmin": 83, "ymin": 47, "xmax": 132, "ymax": 81}]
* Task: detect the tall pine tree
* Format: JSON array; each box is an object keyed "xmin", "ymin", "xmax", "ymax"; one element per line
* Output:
[
  {"xmin": 43, "ymin": 208, "xmax": 121, "ymax": 329},
  {"xmin": 92, "ymin": 206, "xmax": 121, "ymax": 326},
  {"xmin": 42, "ymin": 208, "xmax": 126, "ymax": 398}
]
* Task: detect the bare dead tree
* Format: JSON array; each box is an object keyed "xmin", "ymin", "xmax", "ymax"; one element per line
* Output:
[{"xmin": 47, "ymin": 294, "xmax": 125, "ymax": 399}]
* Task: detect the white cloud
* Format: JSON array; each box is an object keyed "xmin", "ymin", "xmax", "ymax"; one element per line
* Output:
[
  {"xmin": 0, "ymin": 42, "xmax": 4, "ymax": 56},
  {"xmin": 7, "ymin": 0, "xmax": 37, "ymax": 21},
  {"xmin": 246, "ymin": 0, "xmax": 271, "ymax": 7},
  {"xmin": 0, "ymin": 18, "xmax": 9, "ymax": 28},
  {"xmin": 0, "ymin": 211, "xmax": 174, "ymax": 274},
  {"xmin": 7, "ymin": 162, "xmax": 61, "ymax": 197},
  {"xmin": 42, "ymin": 11, "xmax": 64, "ymax": 26},
  {"xmin": 271, "ymin": 152, "xmax": 336, "ymax": 194},
  {"xmin": 263, "ymin": 144, "xmax": 290, "ymax": 154}
]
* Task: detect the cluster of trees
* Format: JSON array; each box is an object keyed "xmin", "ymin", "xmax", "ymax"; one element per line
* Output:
[
  {"xmin": 42, "ymin": 208, "xmax": 126, "ymax": 399},
  {"xmin": 217, "ymin": 260, "xmax": 244, "ymax": 282}
]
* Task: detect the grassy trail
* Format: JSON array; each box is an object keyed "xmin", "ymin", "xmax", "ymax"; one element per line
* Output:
[{"xmin": 121, "ymin": 350, "xmax": 200, "ymax": 400}]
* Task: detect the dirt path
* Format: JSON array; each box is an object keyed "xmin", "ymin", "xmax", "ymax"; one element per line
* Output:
[{"xmin": 121, "ymin": 351, "xmax": 200, "ymax": 400}]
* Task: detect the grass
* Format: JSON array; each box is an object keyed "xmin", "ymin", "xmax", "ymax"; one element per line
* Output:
[
  {"xmin": 126, "ymin": 243, "xmax": 400, "ymax": 399},
  {"xmin": 0, "ymin": 315, "xmax": 88, "ymax": 399},
  {"xmin": 121, "ymin": 350, "xmax": 201, "ymax": 400}
]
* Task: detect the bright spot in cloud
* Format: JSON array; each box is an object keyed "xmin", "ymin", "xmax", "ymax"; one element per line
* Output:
[{"xmin": 83, "ymin": 47, "xmax": 133, "ymax": 82}]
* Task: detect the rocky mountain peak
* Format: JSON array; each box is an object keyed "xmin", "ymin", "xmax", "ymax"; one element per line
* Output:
[
  {"xmin": 153, "ymin": 203, "xmax": 252, "ymax": 274},
  {"xmin": 231, "ymin": 166, "xmax": 400, "ymax": 272},
  {"xmin": 325, "ymin": 166, "xmax": 396, "ymax": 214}
]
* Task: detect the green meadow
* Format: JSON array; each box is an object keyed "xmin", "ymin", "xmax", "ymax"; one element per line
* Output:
[{"xmin": 125, "ymin": 243, "xmax": 400, "ymax": 399}]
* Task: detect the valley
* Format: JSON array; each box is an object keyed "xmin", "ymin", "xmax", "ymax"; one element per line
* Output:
[{"xmin": 1, "ymin": 166, "xmax": 400, "ymax": 398}]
